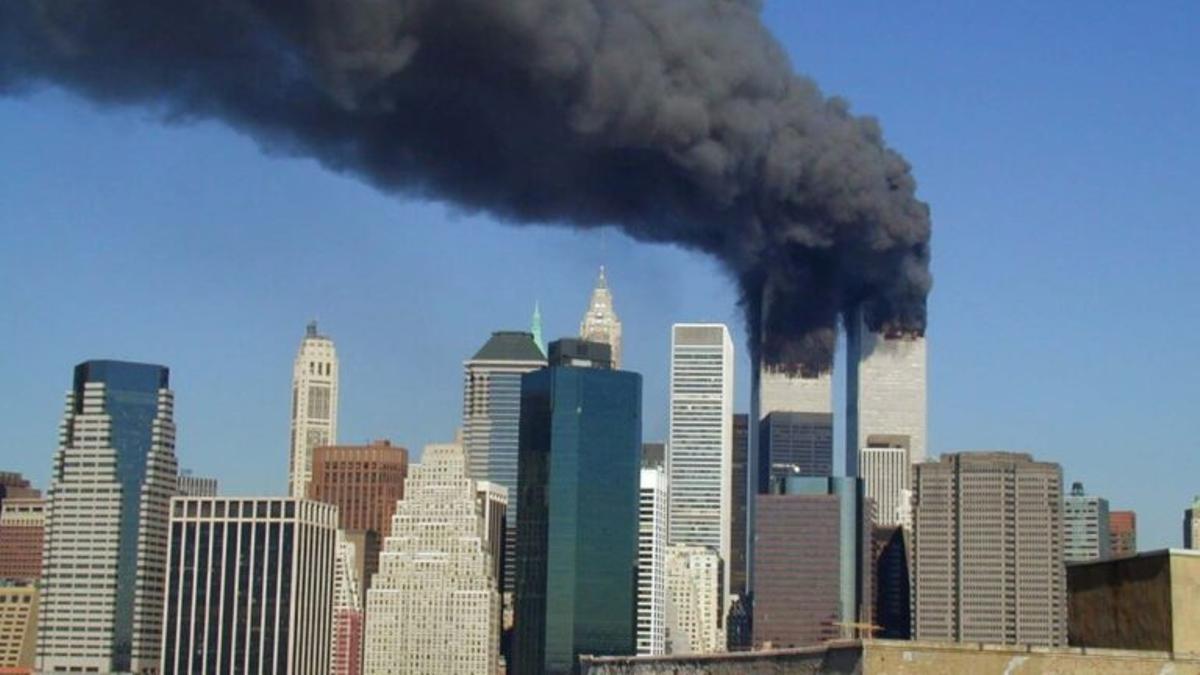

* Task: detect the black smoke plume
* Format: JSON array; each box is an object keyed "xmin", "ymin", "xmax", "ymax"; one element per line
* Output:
[{"xmin": 1, "ymin": 0, "xmax": 931, "ymax": 373}]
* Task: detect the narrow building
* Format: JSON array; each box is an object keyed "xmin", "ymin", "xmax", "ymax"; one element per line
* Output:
[
  {"xmin": 637, "ymin": 468, "xmax": 668, "ymax": 656},
  {"xmin": 290, "ymin": 321, "xmax": 339, "ymax": 498}
]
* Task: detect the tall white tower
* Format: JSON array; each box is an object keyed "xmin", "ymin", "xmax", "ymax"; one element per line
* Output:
[
  {"xmin": 290, "ymin": 320, "xmax": 339, "ymax": 497},
  {"xmin": 637, "ymin": 468, "xmax": 668, "ymax": 656},
  {"xmin": 579, "ymin": 266, "xmax": 623, "ymax": 368},
  {"xmin": 667, "ymin": 323, "xmax": 734, "ymax": 627}
]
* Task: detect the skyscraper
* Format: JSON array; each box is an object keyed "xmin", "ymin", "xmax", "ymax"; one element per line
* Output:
[
  {"xmin": 531, "ymin": 302, "xmax": 546, "ymax": 356},
  {"xmin": 0, "ymin": 584, "xmax": 37, "ymax": 671},
  {"xmin": 912, "ymin": 452, "xmax": 1066, "ymax": 647},
  {"xmin": 859, "ymin": 441, "xmax": 911, "ymax": 527},
  {"xmin": 872, "ymin": 526, "xmax": 911, "ymax": 639},
  {"xmin": 1108, "ymin": 510, "xmax": 1137, "ymax": 558},
  {"xmin": 176, "ymin": 469, "xmax": 217, "ymax": 497},
  {"xmin": 1184, "ymin": 497, "xmax": 1200, "ymax": 549},
  {"xmin": 290, "ymin": 321, "xmax": 339, "ymax": 498},
  {"xmin": 462, "ymin": 330, "xmax": 546, "ymax": 595},
  {"xmin": 579, "ymin": 266, "xmax": 623, "ymax": 368},
  {"xmin": 664, "ymin": 544, "xmax": 723, "ymax": 654},
  {"xmin": 759, "ymin": 411, "xmax": 833, "ymax": 488},
  {"xmin": 637, "ymin": 468, "xmax": 668, "ymax": 656},
  {"xmin": 514, "ymin": 339, "xmax": 641, "ymax": 674},
  {"xmin": 728, "ymin": 414, "xmax": 749, "ymax": 599},
  {"xmin": 752, "ymin": 476, "xmax": 872, "ymax": 648},
  {"xmin": 0, "ymin": 496, "xmax": 44, "ymax": 582},
  {"xmin": 667, "ymin": 324, "xmax": 734, "ymax": 613},
  {"xmin": 38, "ymin": 360, "xmax": 178, "ymax": 673},
  {"xmin": 308, "ymin": 439, "xmax": 409, "ymax": 589},
  {"xmin": 364, "ymin": 443, "xmax": 501, "ymax": 675},
  {"xmin": 1064, "ymin": 482, "xmax": 1111, "ymax": 563},
  {"xmin": 845, "ymin": 314, "xmax": 927, "ymax": 477},
  {"xmin": 332, "ymin": 530, "xmax": 364, "ymax": 675},
  {"xmin": 159, "ymin": 497, "xmax": 339, "ymax": 675}
]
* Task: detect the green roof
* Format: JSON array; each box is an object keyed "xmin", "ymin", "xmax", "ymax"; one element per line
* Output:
[{"xmin": 472, "ymin": 331, "xmax": 547, "ymax": 362}]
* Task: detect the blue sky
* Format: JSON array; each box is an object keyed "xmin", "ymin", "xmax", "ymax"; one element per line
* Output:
[{"xmin": 2, "ymin": 3, "xmax": 1197, "ymax": 548}]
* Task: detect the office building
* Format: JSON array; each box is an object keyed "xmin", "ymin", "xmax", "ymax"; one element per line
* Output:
[
  {"xmin": 667, "ymin": 324, "xmax": 734, "ymax": 612},
  {"xmin": 752, "ymin": 476, "xmax": 872, "ymax": 649},
  {"xmin": 290, "ymin": 320, "xmax": 339, "ymax": 498},
  {"xmin": 845, "ymin": 314, "xmax": 927, "ymax": 477},
  {"xmin": 176, "ymin": 469, "xmax": 217, "ymax": 497},
  {"xmin": 642, "ymin": 443, "xmax": 665, "ymax": 469},
  {"xmin": 38, "ymin": 360, "xmax": 178, "ymax": 673},
  {"xmin": 728, "ymin": 414, "xmax": 749, "ymax": 599},
  {"xmin": 912, "ymin": 452, "xmax": 1066, "ymax": 647},
  {"xmin": 1185, "ymin": 497, "xmax": 1200, "ymax": 549},
  {"xmin": 364, "ymin": 443, "xmax": 501, "ymax": 675},
  {"xmin": 462, "ymin": 330, "xmax": 546, "ymax": 594},
  {"xmin": 0, "ymin": 473, "xmax": 37, "ymax": 508},
  {"xmin": 859, "ymin": 441, "xmax": 911, "ymax": 528},
  {"xmin": 759, "ymin": 411, "xmax": 833, "ymax": 489},
  {"xmin": 0, "ymin": 584, "xmax": 37, "ymax": 671},
  {"xmin": 332, "ymin": 531, "xmax": 364, "ymax": 675},
  {"xmin": 637, "ymin": 468, "xmax": 668, "ymax": 656},
  {"xmin": 532, "ymin": 301, "xmax": 546, "ymax": 356},
  {"xmin": 872, "ymin": 526, "xmax": 911, "ymax": 639},
  {"xmin": 1064, "ymin": 482, "xmax": 1111, "ymax": 563},
  {"xmin": 515, "ymin": 339, "xmax": 641, "ymax": 673},
  {"xmin": 664, "ymin": 544, "xmax": 723, "ymax": 655},
  {"xmin": 160, "ymin": 497, "xmax": 338, "ymax": 675},
  {"xmin": 477, "ymin": 480, "xmax": 508, "ymax": 592},
  {"xmin": 579, "ymin": 266, "xmax": 623, "ymax": 368},
  {"xmin": 0, "ymin": 497, "xmax": 43, "ymax": 582},
  {"xmin": 1109, "ymin": 510, "xmax": 1137, "ymax": 558},
  {"xmin": 309, "ymin": 439, "xmax": 409, "ymax": 588}
]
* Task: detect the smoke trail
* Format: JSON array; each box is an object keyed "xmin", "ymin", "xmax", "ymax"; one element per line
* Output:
[{"xmin": 1, "ymin": 0, "xmax": 931, "ymax": 372}]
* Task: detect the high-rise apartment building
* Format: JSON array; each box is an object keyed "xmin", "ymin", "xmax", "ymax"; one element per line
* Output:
[
  {"xmin": 1064, "ymin": 482, "xmax": 1111, "ymax": 563},
  {"xmin": 752, "ymin": 476, "xmax": 872, "ymax": 648},
  {"xmin": 38, "ymin": 360, "xmax": 178, "ymax": 673},
  {"xmin": 759, "ymin": 411, "xmax": 833, "ymax": 488},
  {"xmin": 0, "ymin": 497, "xmax": 43, "ymax": 582},
  {"xmin": 728, "ymin": 414, "xmax": 749, "ymax": 599},
  {"xmin": 845, "ymin": 315, "xmax": 927, "ymax": 477},
  {"xmin": 290, "ymin": 321, "xmax": 339, "ymax": 498},
  {"xmin": 637, "ymin": 468, "xmax": 668, "ymax": 656},
  {"xmin": 308, "ymin": 439, "xmax": 409, "ymax": 589},
  {"xmin": 176, "ymin": 469, "xmax": 217, "ymax": 497},
  {"xmin": 1109, "ymin": 510, "xmax": 1137, "ymax": 558},
  {"xmin": 332, "ymin": 531, "xmax": 364, "ymax": 675},
  {"xmin": 0, "ymin": 584, "xmax": 37, "ymax": 671},
  {"xmin": 515, "ymin": 339, "xmax": 641, "ymax": 674},
  {"xmin": 159, "ymin": 497, "xmax": 338, "ymax": 675},
  {"xmin": 462, "ymin": 330, "xmax": 546, "ymax": 595},
  {"xmin": 664, "ymin": 544, "xmax": 723, "ymax": 655},
  {"xmin": 912, "ymin": 452, "xmax": 1066, "ymax": 647},
  {"xmin": 579, "ymin": 266, "xmax": 623, "ymax": 368},
  {"xmin": 364, "ymin": 443, "xmax": 501, "ymax": 675},
  {"xmin": 859, "ymin": 441, "xmax": 911, "ymax": 527},
  {"xmin": 667, "ymin": 324, "xmax": 734, "ymax": 612}
]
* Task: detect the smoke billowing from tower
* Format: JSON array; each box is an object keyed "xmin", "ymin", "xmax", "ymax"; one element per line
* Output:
[{"xmin": 1, "ymin": 0, "xmax": 931, "ymax": 372}]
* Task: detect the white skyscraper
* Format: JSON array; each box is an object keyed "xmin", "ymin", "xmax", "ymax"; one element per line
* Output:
[
  {"xmin": 859, "ymin": 444, "xmax": 911, "ymax": 527},
  {"xmin": 364, "ymin": 443, "xmax": 501, "ymax": 675},
  {"xmin": 290, "ymin": 320, "xmax": 339, "ymax": 498},
  {"xmin": 846, "ymin": 314, "xmax": 927, "ymax": 477},
  {"xmin": 665, "ymin": 544, "xmax": 723, "ymax": 654},
  {"xmin": 667, "ymin": 324, "xmax": 734, "ymax": 567},
  {"xmin": 637, "ymin": 468, "xmax": 668, "ymax": 656},
  {"xmin": 38, "ymin": 361, "xmax": 178, "ymax": 674},
  {"xmin": 579, "ymin": 266, "xmax": 623, "ymax": 368}
]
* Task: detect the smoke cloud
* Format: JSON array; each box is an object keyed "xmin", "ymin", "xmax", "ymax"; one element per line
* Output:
[{"xmin": 1, "ymin": 0, "xmax": 930, "ymax": 373}]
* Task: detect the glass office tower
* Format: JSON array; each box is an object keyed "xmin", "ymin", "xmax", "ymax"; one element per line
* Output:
[{"xmin": 514, "ymin": 340, "xmax": 641, "ymax": 674}]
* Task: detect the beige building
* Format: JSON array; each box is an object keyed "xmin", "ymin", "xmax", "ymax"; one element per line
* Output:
[
  {"xmin": 579, "ymin": 266, "xmax": 623, "ymax": 368},
  {"xmin": 912, "ymin": 452, "xmax": 1066, "ymax": 646},
  {"xmin": 665, "ymin": 544, "xmax": 722, "ymax": 654},
  {"xmin": 290, "ymin": 321, "xmax": 339, "ymax": 498},
  {"xmin": 0, "ymin": 584, "xmax": 37, "ymax": 670},
  {"xmin": 364, "ymin": 443, "xmax": 501, "ymax": 674}
]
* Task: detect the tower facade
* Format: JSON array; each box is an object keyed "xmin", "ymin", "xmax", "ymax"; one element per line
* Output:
[
  {"xmin": 290, "ymin": 321, "xmax": 339, "ymax": 498},
  {"xmin": 859, "ymin": 443, "xmax": 911, "ymax": 528},
  {"xmin": 637, "ymin": 468, "xmax": 668, "ymax": 656},
  {"xmin": 176, "ymin": 470, "xmax": 217, "ymax": 497},
  {"xmin": 462, "ymin": 330, "xmax": 546, "ymax": 594},
  {"xmin": 1108, "ymin": 510, "xmax": 1137, "ymax": 558},
  {"xmin": 728, "ymin": 414, "xmax": 749, "ymax": 599},
  {"xmin": 38, "ymin": 360, "xmax": 178, "ymax": 673},
  {"xmin": 364, "ymin": 443, "xmax": 501, "ymax": 675},
  {"xmin": 912, "ymin": 452, "xmax": 1065, "ymax": 647},
  {"xmin": 579, "ymin": 266, "xmax": 623, "ymax": 368},
  {"xmin": 0, "ymin": 496, "xmax": 44, "ymax": 582},
  {"xmin": 1064, "ymin": 482, "xmax": 1111, "ymax": 564},
  {"xmin": 331, "ymin": 531, "xmax": 364, "ymax": 675},
  {"xmin": 667, "ymin": 324, "xmax": 734, "ymax": 612},
  {"xmin": 159, "ymin": 497, "xmax": 338, "ymax": 675},
  {"xmin": 664, "ymin": 544, "xmax": 723, "ymax": 654},
  {"xmin": 1185, "ymin": 497, "xmax": 1200, "ymax": 549}
]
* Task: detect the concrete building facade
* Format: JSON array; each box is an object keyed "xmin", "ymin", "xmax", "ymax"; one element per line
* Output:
[
  {"xmin": 0, "ymin": 498, "xmax": 43, "ymax": 582},
  {"xmin": 175, "ymin": 470, "xmax": 217, "ymax": 497},
  {"xmin": 365, "ymin": 443, "xmax": 501, "ymax": 675},
  {"xmin": 331, "ymin": 530, "xmax": 364, "ymax": 675},
  {"xmin": 159, "ymin": 497, "xmax": 339, "ymax": 675},
  {"xmin": 579, "ymin": 266, "xmax": 623, "ymax": 369},
  {"xmin": 1109, "ymin": 510, "xmax": 1137, "ymax": 558},
  {"xmin": 0, "ymin": 584, "xmax": 37, "ymax": 671},
  {"xmin": 38, "ymin": 360, "xmax": 178, "ymax": 673},
  {"xmin": 912, "ymin": 452, "xmax": 1066, "ymax": 647},
  {"xmin": 1064, "ymin": 482, "xmax": 1111, "ymax": 563},
  {"xmin": 665, "ymin": 544, "xmax": 723, "ymax": 655},
  {"xmin": 637, "ymin": 468, "xmax": 667, "ymax": 656},
  {"xmin": 1185, "ymin": 497, "xmax": 1200, "ymax": 549},
  {"xmin": 859, "ymin": 442, "xmax": 910, "ymax": 528},
  {"xmin": 289, "ymin": 321, "xmax": 339, "ymax": 498}
]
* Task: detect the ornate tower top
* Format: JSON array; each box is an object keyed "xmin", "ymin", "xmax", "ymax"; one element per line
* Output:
[{"xmin": 579, "ymin": 266, "xmax": 623, "ymax": 368}]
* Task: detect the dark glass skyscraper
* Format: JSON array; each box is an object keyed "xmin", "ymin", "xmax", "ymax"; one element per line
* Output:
[
  {"xmin": 758, "ymin": 411, "xmax": 833, "ymax": 491},
  {"xmin": 514, "ymin": 340, "xmax": 641, "ymax": 674}
]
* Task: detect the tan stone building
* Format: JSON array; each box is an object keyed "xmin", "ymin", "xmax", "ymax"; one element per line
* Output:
[
  {"xmin": 912, "ymin": 452, "xmax": 1066, "ymax": 646},
  {"xmin": 0, "ymin": 584, "xmax": 37, "ymax": 671}
]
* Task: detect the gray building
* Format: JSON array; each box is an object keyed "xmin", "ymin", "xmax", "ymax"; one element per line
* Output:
[
  {"xmin": 176, "ymin": 469, "xmax": 217, "ymax": 497},
  {"xmin": 1064, "ymin": 482, "xmax": 1110, "ymax": 563},
  {"xmin": 1185, "ymin": 497, "xmax": 1200, "ymax": 549},
  {"xmin": 912, "ymin": 452, "xmax": 1066, "ymax": 647},
  {"xmin": 759, "ymin": 411, "xmax": 833, "ymax": 490}
]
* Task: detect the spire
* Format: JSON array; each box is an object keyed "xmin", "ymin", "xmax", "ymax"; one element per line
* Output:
[
  {"xmin": 306, "ymin": 320, "xmax": 319, "ymax": 338},
  {"xmin": 596, "ymin": 265, "xmax": 607, "ymax": 290},
  {"xmin": 531, "ymin": 302, "xmax": 546, "ymax": 357}
]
